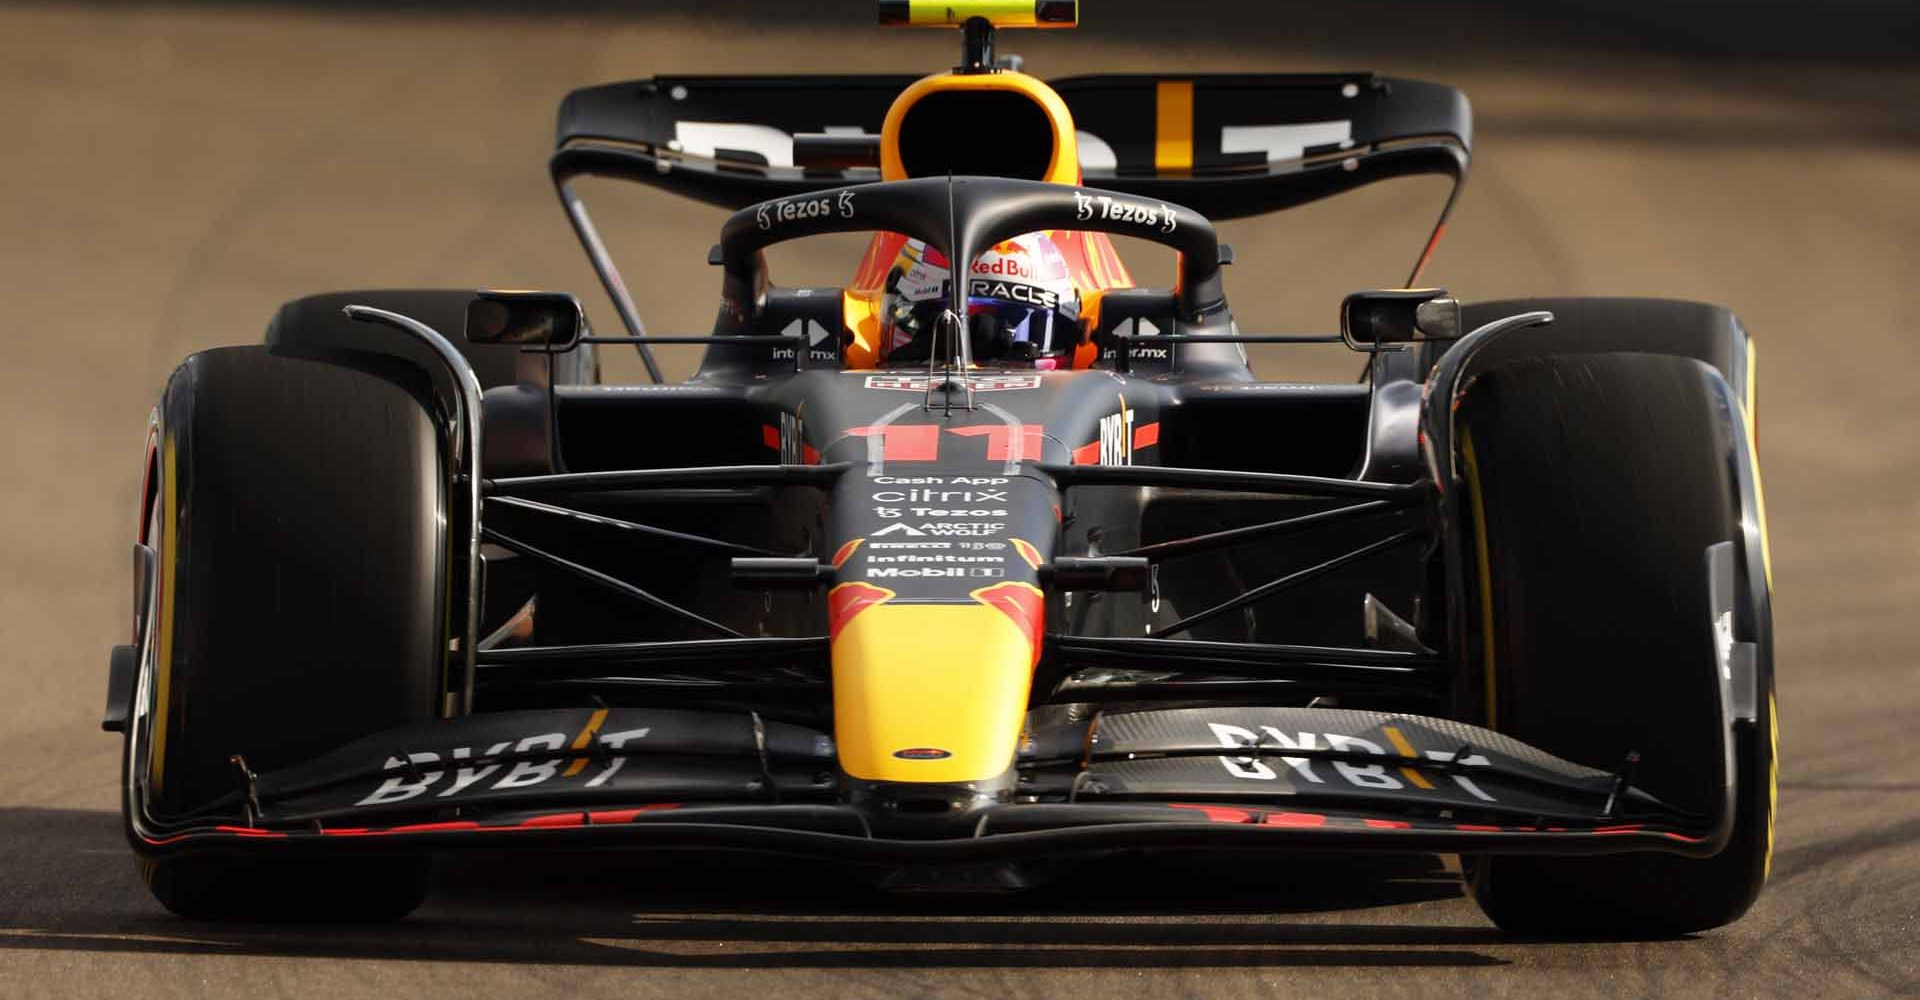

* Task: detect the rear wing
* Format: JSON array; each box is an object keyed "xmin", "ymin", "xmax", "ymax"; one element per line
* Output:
[
  {"xmin": 554, "ymin": 72, "xmax": 1471, "ymax": 221},
  {"xmin": 552, "ymin": 71, "xmax": 1470, "ymax": 356}
]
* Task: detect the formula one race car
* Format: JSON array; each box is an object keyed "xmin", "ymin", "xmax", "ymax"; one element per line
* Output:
[{"xmin": 106, "ymin": 2, "xmax": 1777, "ymax": 935}]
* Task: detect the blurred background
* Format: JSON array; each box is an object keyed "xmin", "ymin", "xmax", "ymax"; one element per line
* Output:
[{"xmin": 0, "ymin": 0, "xmax": 1915, "ymax": 989}]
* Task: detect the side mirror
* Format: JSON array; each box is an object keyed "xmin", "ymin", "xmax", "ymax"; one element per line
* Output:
[
  {"xmin": 465, "ymin": 291, "xmax": 584, "ymax": 350},
  {"xmin": 1341, "ymin": 288, "xmax": 1460, "ymax": 350}
]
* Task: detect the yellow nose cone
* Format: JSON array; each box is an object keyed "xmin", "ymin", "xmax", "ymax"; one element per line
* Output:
[{"xmin": 831, "ymin": 601, "xmax": 1037, "ymax": 783}]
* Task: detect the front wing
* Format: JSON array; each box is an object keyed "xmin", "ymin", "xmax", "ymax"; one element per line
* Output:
[{"xmin": 129, "ymin": 705, "xmax": 1733, "ymax": 862}]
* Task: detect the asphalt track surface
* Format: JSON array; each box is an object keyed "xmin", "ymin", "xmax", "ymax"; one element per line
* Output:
[{"xmin": 2, "ymin": 3, "xmax": 1917, "ymax": 996}]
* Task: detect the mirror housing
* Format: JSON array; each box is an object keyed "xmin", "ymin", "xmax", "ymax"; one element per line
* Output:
[
  {"xmin": 465, "ymin": 291, "xmax": 584, "ymax": 349},
  {"xmin": 1341, "ymin": 288, "xmax": 1461, "ymax": 350}
]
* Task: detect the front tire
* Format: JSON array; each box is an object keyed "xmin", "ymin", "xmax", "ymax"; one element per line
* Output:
[
  {"xmin": 130, "ymin": 345, "xmax": 444, "ymax": 920},
  {"xmin": 1457, "ymin": 352, "xmax": 1774, "ymax": 936}
]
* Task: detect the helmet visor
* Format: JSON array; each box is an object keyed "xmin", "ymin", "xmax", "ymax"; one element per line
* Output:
[
  {"xmin": 879, "ymin": 295, "xmax": 1067, "ymax": 366},
  {"xmin": 966, "ymin": 296, "xmax": 1063, "ymax": 362},
  {"xmin": 882, "ymin": 291, "xmax": 1074, "ymax": 365}
]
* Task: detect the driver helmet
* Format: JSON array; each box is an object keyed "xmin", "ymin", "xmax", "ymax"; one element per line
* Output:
[{"xmin": 878, "ymin": 233, "xmax": 1082, "ymax": 368}]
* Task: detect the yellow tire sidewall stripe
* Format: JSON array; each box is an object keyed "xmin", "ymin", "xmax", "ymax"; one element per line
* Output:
[
  {"xmin": 148, "ymin": 435, "xmax": 178, "ymax": 795},
  {"xmin": 1460, "ymin": 430, "xmax": 1499, "ymax": 730}
]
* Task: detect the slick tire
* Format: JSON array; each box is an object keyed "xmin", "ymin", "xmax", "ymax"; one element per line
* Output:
[
  {"xmin": 1456, "ymin": 352, "xmax": 1774, "ymax": 937},
  {"xmin": 131, "ymin": 345, "xmax": 442, "ymax": 921}
]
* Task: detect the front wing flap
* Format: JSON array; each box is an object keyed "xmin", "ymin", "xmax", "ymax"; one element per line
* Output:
[
  {"xmin": 251, "ymin": 708, "xmax": 836, "ymax": 823},
  {"xmin": 1021, "ymin": 707, "xmax": 1666, "ymax": 823}
]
